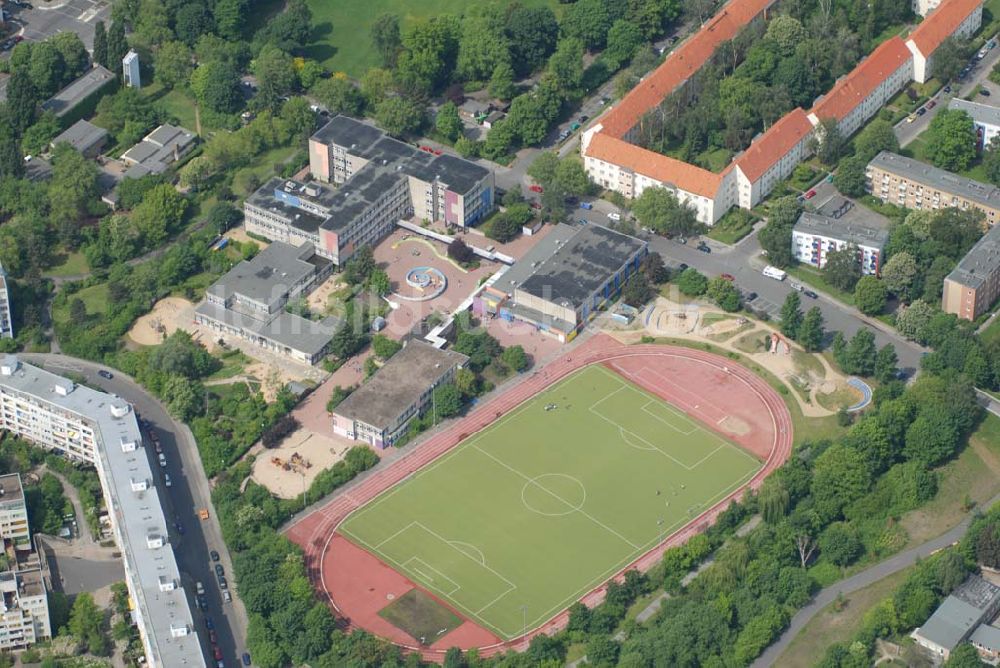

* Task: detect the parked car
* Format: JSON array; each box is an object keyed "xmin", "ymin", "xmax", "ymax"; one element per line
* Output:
[
  {"xmin": 158, "ymin": 453, "xmax": 167, "ymax": 468},
  {"xmin": 720, "ymin": 273, "xmax": 735, "ymax": 281},
  {"xmin": 744, "ymin": 291, "xmax": 758, "ymax": 302},
  {"xmin": 982, "ymin": 89, "xmax": 992, "ymax": 97},
  {"xmin": 214, "ymin": 647, "xmax": 223, "ymax": 661},
  {"xmin": 164, "ymin": 474, "xmax": 171, "ymax": 488},
  {"xmin": 209, "ymin": 630, "xmax": 217, "ymax": 644},
  {"xmin": 697, "ymin": 244, "xmax": 711, "ymax": 254},
  {"xmin": 607, "ymin": 212, "xmax": 622, "ymax": 221},
  {"xmin": 578, "ymin": 115, "xmax": 589, "ymax": 123},
  {"xmin": 803, "ymin": 289, "xmax": 819, "ymax": 299},
  {"xmin": 528, "ymin": 184, "xmax": 543, "ymax": 193},
  {"xmin": 215, "ymin": 564, "xmax": 224, "ymax": 577},
  {"xmin": 218, "ymin": 577, "xmax": 228, "ymax": 590},
  {"xmin": 175, "ymin": 521, "xmax": 184, "ymax": 534},
  {"xmin": 804, "ymin": 189, "xmax": 817, "ymax": 199},
  {"xmin": 906, "ymin": 114, "xmax": 917, "ymax": 123},
  {"xmin": 579, "ymin": 201, "xmax": 593, "ymax": 210},
  {"xmin": 242, "ymin": 653, "xmax": 252, "ymax": 666},
  {"xmin": 98, "ymin": 370, "xmax": 113, "ymax": 379},
  {"xmin": 917, "ymin": 107, "xmax": 927, "ymax": 115},
  {"xmin": 196, "ymin": 581, "xmax": 204, "ymax": 595},
  {"xmin": 196, "ymin": 595, "xmax": 207, "ymax": 610},
  {"xmin": 927, "ymin": 100, "xmax": 936, "ymax": 109},
  {"xmin": 944, "ymin": 85, "xmax": 952, "ymax": 93},
  {"xmin": 223, "ymin": 590, "xmax": 232, "ymax": 603},
  {"xmin": 205, "ymin": 616, "xmax": 215, "ymax": 630},
  {"xmin": 210, "ymin": 550, "xmax": 220, "ymax": 562},
  {"xmin": 677, "ymin": 263, "xmax": 689, "ymax": 272}
]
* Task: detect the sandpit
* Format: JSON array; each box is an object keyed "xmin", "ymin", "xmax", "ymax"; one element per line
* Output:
[
  {"xmin": 251, "ymin": 429, "xmax": 354, "ymax": 499},
  {"xmin": 127, "ymin": 297, "xmax": 196, "ymax": 346},
  {"xmin": 224, "ymin": 227, "xmax": 268, "ymax": 249}
]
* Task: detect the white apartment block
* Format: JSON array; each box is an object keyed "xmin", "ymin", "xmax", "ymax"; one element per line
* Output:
[
  {"xmin": 907, "ymin": 0, "xmax": 983, "ymax": 83},
  {"xmin": 0, "ymin": 261, "xmax": 11, "ymax": 340},
  {"xmin": 948, "ymin": 98, "xmax": 1000, "ymax": 150},
  {"xmin": 0, "ymin": 474, "xmax": 51, "ymax": 652},
  {"xmin": 0, "ymin": 356, "xmax": 204, "ymax": 667},
  {"xmin": 791, "ymin": 198, "xmax": 889, "ymax": 275}
]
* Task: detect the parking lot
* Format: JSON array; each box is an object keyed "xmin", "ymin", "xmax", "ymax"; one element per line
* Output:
[{"xmin": 3, "ymin": 0, "xmax": 110, "ymax": 52}]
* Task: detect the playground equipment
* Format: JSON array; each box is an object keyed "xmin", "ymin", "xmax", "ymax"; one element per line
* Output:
[{"xmin": 271, "ymin": 453, "xmax": 313, "ymax": 474}]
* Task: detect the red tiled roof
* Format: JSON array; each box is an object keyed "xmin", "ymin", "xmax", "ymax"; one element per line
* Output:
[
  {"xmin": 908, "ymin": 0, "xmax": 983, "ymax": 56},
  {"xmin": 809, "ymin": 37, "xmax": 912, "ymax": 122},
  {"xmin": 586, "ymin": 133, "xmax": 725, "ymax": 198},
  {"xmin": 734, "ymin": 108, "xmax": 814, "ymax": 182},
  {"xmin": 599, "ymin": 0, "xmax": 776, "ymax": 138}
]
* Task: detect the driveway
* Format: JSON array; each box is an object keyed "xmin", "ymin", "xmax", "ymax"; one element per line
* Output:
[{"xmin": 20, "ymin": 354, "xmax": 249, "ymax": 668}]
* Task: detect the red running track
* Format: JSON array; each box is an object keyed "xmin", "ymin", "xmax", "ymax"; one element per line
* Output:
[{"xmin": 284, "ymin": 334, "xmax": 793, "ymax": 661}]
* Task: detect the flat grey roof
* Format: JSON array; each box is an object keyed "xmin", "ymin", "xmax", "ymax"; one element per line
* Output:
[
  {"xmin": 491, "ymin": 223, "xmax": 581, "ymax": 296},
  {"xmin": 206, "ymin": 241, "xmax": 329, "ymax": 310},
  {"xmin": 195, "ymin": 302, "xmax": 339, "ymax": 357},
  {"xmin": 949, "ymin": 98, "xmax": 1000, "ymax": 129},
  {"xmin": 517, "ymin": 224, "xmax": 647, "ymax": 309},
  {"xmin": 946, "ymin": 215, "xmax": 1000, "ymax": 289},
  {"xmin": 0, "ymin": 356, "xmax": 203, "ymax": 666},
  {"xmin": 121, "ymin": 125, "xmax": 195, "ymax": 170},
  {"xmin": 795, "ymin": 196, "xmax": 889, "ymax": 249},
  {"xmin": 41, "ymin": 66, "xmax": 115, "ymax": 117},
  {"xmin": 0, "ymin": 473, "xmax": 23, "ymax": 501},
  {"xmin": 310, "ymin": 115, "xmax": 490, "ymax": 194},
  {"xmin": 245, "ymin": 177, "xmax": 331, "ymax": 235},
  {"xmin": 334, "ymin": 340, "xmax": 468, "ymax": 429},
  {"xmin": 869, "ymin": 151, "xmax": 1000, "ymax": 210},
  {"xmin": 972, "ymin": 624, "xmax": 1000, "ymax": 651},
  {"xmin": 918, "ymin": 575, "xmax": 1000, "ymax": 652},
  {"xmin": 51, "ymin": 120, "xmax": 108, "ymax": 154}
]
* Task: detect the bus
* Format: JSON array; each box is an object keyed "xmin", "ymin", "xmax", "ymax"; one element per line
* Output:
[{"xmin": 763, "ymin": 265, "xmax": 787, "ymax": 281}]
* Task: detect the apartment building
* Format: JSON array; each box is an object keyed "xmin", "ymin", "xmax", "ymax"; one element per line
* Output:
[
  {"xmin": 0, "ymin": 476, "xmax": 29, "ymax": 545},
  {"xmin": 477, "ymin": 223, "xmax": 648, "ymax": 342},
  {"xmin": 332, "ymin": 341, "xmax": 469, "ymax": 448},
  {"xmin": 0, "ymin": 475, "xmax": 50, "ymax": 652},
  {"xmin": 246, "ymin": 116, "xmax": 494, "ymax": 265},
  {"xmin": 0, "ymin": 356, "xmax": 204, "ymax": 668},
  {"xmin": 792, "ymin": 197, "xmax": 890, "ymax": 275},
  {"xmin": 0, "ymin": 261, "xmax": 11, "ymax": 340},
  {"xmin": 948, "ymin": 98, "xmax": 1000, "ymax": 150},
  {"xmin": 809, "ymin": 37, "xmax": 914, "ymax": 139},
  {"xmin": 942, "ymin": 222, "xmax": 1000, "ymax": 320},
  {"xmin": 195, "ymin": 241, "xmax": 339, "ymax": 365},
  {"xmin": 913, "ymin": 0, "xmax": 942, "ymax": 15},
  {"xmin": 581, "ymin": 0, "xmax": 984, "ymax": 224},
  {"xmin": 907, "ymin": 0, "xmax": 984, "ymax": 83},
  {"xmin": 866, "ymin": 151, "xmax": 1000, "ymax": 226}
]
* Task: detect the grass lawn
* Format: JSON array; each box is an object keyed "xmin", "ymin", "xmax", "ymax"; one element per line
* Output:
[
  {"xmin": 707, "ymin": 210, "xmax": 756, "ymax": 245},
  {"xmin": 785, "ymin": 265, "xmax": 857, "ymax": 306},
  {"xmin": 981, "ymin": 317, "xmax": 1000, "ymax": 347},
  {"xmin": 377, "ymin": 589, "xmax": 463, "ymax": 644},
  {"xmin": 304, "ymin": 0, "xmax": 561, "ymax": 76},
  {"xmin": 233, "ymin": 145, "xmax": 299, "ymax": 197},
  {"xmin": 903, "ymin": 136, "xmax": 991, "ymax": 183},
  {"xmin": 53, "ymin": 284, "xmax": 109, "ymax": 324},
  {"xmin": 900, "ymin": 414, "xmax": 1000, "ymax": 546},
  {"xmin": 777, "ymin": 567, "xmax": 914, "ymax": 668},
  {"xmin": 340, "ymin": 364, "xmax": 761, "ymax": 639},
  {"xmin": 43, "ymin": 251, "xmax": 90, "ymax": 278}
]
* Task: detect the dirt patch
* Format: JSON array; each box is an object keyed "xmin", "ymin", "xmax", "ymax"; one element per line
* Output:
[
  {"xmin": 377, "ymin": 589, "xmax": 463, "ymax": 646},
  {"xmin": 250, "ymin": 428, "xmax": 354, "ymax": 499},
  {"xmin": 307, "ymin": 274, "xmax": 348, "ymax": 313},
  {"xmin": 816, "ymin": 384, "xmax": 863, "ymax": 411},
  {"xmin": 127, "ymin": 297, "xmax": 197, "ymax": 346},
  {"xmin": 225, "ymin": 227, "xmax": 268, "ymax": 249},
  {"xmin": 244, "ymin": 362, "xmax": 303, "ymax": 402},
  {"xmin": 718, "ymin": 415, "xmax": 751, "ymax": 437}
]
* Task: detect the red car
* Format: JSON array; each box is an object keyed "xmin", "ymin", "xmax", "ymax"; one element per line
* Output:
[
  {"xmin": 419, "ymin": 146, "xmax": 434, "ymax": 153},
  {"xmin": 721, "ymin": 273, "xmax": 735, "ymax": 281},
  {"xmin": 804, "ymin": 189, "xmax": 816, "ymax": 199},
  {"xmin": 530, "ymin": 201, "xmax": 542, "ymax": 209},
  {"xmin": 213, "ymin": 647, "xmax": 223, "ymax": 661},
  {"xmin": 433, "ymin": 149, "xmax": 443, "ymax": 155},
  {"xmin": 529, "ymin": 184, "xmax": 544, "ymax": 193},
  {"xmin": 927, "ymin": 100, "xmax": 937, "ymax": 109}
]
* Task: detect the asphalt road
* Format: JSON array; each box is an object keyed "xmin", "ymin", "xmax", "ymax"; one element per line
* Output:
[
  {"xmin": 3, "ymin": 0, "xmax": 110, "ymax": 51},
  {"xmin": 895, "ymin": 34, "xmax": 1000, "ymax": 147},
  {"xmin": 752, "ymin": 492, "xmax": 1000, "ymax": 667},
  {"xmin": 20, "ymin": 353, "xmax": 249, "ymax": 668}
]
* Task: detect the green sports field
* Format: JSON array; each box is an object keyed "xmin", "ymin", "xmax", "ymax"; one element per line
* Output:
[{"xmin": 340, "ymin": 365, "xmax": 761, "ymax": 639}]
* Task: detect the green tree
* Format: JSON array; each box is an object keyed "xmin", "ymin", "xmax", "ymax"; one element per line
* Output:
[
  {"xmin": 819, "ymin": 522, "xmax": 862, "ymax": 566},
  {"xmin": 489, "ymin": 61, "xmax": 516, "ymax": 100},
  {"xmin": 811, "ymin": 443, "xmax": 871, "ymax": 522},
  {"xmin": 253, "ymin": 45, "xmax": 297, "ymax": 110},
  {"xmin": 132, "ymin": 184, "xmax": 188, "ymax": 248},
  {"xmin": 28, "ymin": 41, "xmax": 67, "ymax": 99},
  {"xmin": 395, "ymin": 15, "xmax": 461, "ymax": 96},
  {"xmin": 555, "ymin": 158, "xmax": 591, "ymax": 197},
  {"xmin": 5, "ymin": 69, "xmax": 37, "ymax": 134},
  {"xmin": 933, "ymin": 38, "xmax": 971, "ymax": 85},
  {"xmin": 368, "ymin": 269, "xmax": 390, "ymax": 296},
  {"xmin": 174, "ymin": 3, "xmax": 214, "ymax": 46},
  {"xmin": 375, "ymin": 96, "xmax": 425, "ymax": 137},
  {"xmin": 925, "ymin": 109, "xmax": 977, "ymax": 171},
  {"xmin": 707, "ymin": 277, "xmax": 740, "ymax": 312},
  {"xmin": 798, "ymin": 307, "xmax": 824, "ymax": 352},
  {"xmin": 855, "ymin": 119, "xmax": 900, "ymax": 161},
  {"xmin": 456, "ymin": 12, "xmax": 511, "ymax": 83},
  {"xmin": 371, "ymin": 334, "xmax": 402, "ymax": 360},
  {"xmin": 813, "ymin": 118, "xmax": 847, "ymax": 166},
  {"xmin": 757, "ymin": 196, "xmax": 802, "ymax": 267},
  {"xmin": 106, "ymin": 19, "xmax": 130, "ymax": 76},
  {"xmin": 501, "ymin": 345, "xmax": 529, "ymax": 373},
  {"xmin": 604, "ymin": 19, "xmax": 644, "ymax": 69},
  {"xmin": 780, "ymin": 291, "xmax": 802, "ymax": 339},
  {"xmin": 985, "ymin": 134, "xmax": 1000, "ymax": 186},
  {"xmin": 311, "ymin": 75, "xmax": 364, "ymax": 117},
  {"xmin": 505, "ymin": 5, "xmax": 558, "ymax": 76},
  {"xmin": 676, "ymin": 268, "xmax": 708, "ymax": 296},
  {"xmin": 896, "ymin": 299, "xmax": 936, "ymax": 340},
  {"xmin": 875, "ymin": 344, "xmax": 899, "ymax": 383},
  {"xmin": 834, "ymin": 155, "xmax": 868, "ymax": 197},
  {"xmin": 560, "ymin": 0, "xmax": 612, "ymax": 49},
  {"xmin": 93, "ymin": 20, "xmax": 109, "ymax": 69},
  {"xmin": 154, "ymin": 41, "xmax": 193, "ymax": 90},
  {"xmin": 880, "ymin": 251, "xmax": 919, "ymax": 301},
  {"xmin": 213, "ymin": 0, "xmax": 247, "ymax": 40},
  {"xmin": 854, "ymin": 275, "xmax": 887, "ymax": 315},
  {"xmin": 844, "ymin": 328, "xmax": 877, "ymax": 376},
  {"xmin": 765, "ymin": 15, "xmax": 807, "ymax": 55},
  {"xmin": 824, "ymin": 245, "xmax": 862, "ymax": 291},
  {"xmin": 432, "ymin": 383, "xmax": 463, "ymax": 419},
  {"xmin": 190, "ymin": 60, "xmax": 242, "ymax": 113},
  {"xmin": 758, "ymin": 477, "xmax": 790, "ymax": 523},
  {"xmin": 435, "ymin": 102, "xmax": 463, "ymax": 143},
  {"xmin": 68, "ymin": 593, "xmax": 102, "ymax": 647},
  {"xmin": 632, "ymin": 186, "xmax": 701, "ymax": 236},
  {"xmin": 547, "ymin": 38, "xmax": 585, "ymax": 92},
  {"xmin": 371, "ymin": 13, "xmax": 402, "ymax": 68},
  {"xmin": 621, "ymin": 273, "xmax": 655, "ymax": 307}
]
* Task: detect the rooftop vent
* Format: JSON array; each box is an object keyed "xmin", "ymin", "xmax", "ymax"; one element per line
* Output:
[
  {"xmin": 120, "ymin": 436, "xmax": 137, "ymax": 453},
  {"xmin": 158, "ymin": 575, "xmax": 176, "ymax": 592},
  {"xmin": 129, "ymin": 478, "xmax": 148, "ymax": 492},
  {"xmin": 0, "ymin": 357, "xmax": 19, "ymax": 376},
  {"xmin": 169, "ymin": 623, "xmax": 190, "ymax": 638},
  {"xmin": 146, "ymin": 533, "xmax": 163, "ymax": 549},
  {"xmin": 53, "ymin": 381, "xmax": 74, "ymax": 397}
]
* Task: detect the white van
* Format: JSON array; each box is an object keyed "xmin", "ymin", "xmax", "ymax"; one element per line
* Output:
[
  {"xmin": 762, "ymin": 265, "xmax": 787, "ymax": 281},
  {"xmin": 608, "ymin": 212, "xmax": 622, "ymax": 221}
]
